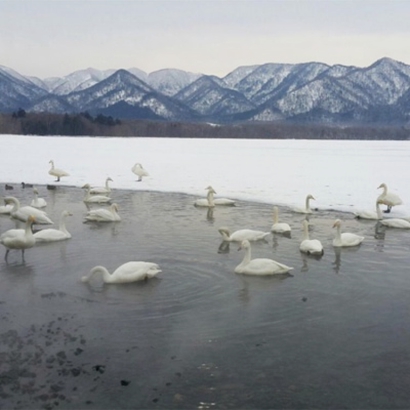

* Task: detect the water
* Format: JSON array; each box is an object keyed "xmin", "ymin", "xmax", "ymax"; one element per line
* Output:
[{"xmin": 1, "ymin": 185, "xmax": 410, "ymax": 409}]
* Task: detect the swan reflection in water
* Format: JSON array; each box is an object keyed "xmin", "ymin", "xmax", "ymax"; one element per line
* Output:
[
  {"xmin": 300, "ymin": 250, "xmax": 324, "ymax": 273},
  {"xmin": 332, "ymin": 246, "xmax": 361, "ymax": 274}
]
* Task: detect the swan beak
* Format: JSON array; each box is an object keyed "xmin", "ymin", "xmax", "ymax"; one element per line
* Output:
[{"xmin": 28, "ymin": 215, "xmax": 36, "ymax": 222}]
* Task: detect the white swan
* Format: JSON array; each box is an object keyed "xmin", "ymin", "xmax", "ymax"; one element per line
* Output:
[
  {"xmin": 30, "ymin": 188, "xmax": 47, "ymax": 208},
  {"xmin": 379, "ymin": 216, "xmax": 410, "ymax": 229},
  {"xmin": 0, "ymin": 215, "xmax": 36, "ymax": 260},
  {"xmin": 85, "ymin": 203, "xmax": 121, "ymax": 222},
  {"xmin": 5, "ymin": 196, "xmax": 53, "ymax": 224},
  {"xmin": 48, "ymin": 160, "xmax": 69, "ymax": 182},
  {"xmin": 34, "ymin": 210, "xmax": 73, "ymax": 242},
  {"xmin": 81, "ymin": 261, "xmax": 162, "ymax": 284},
  {"xmin": 377, "ymin": 183, "xmax": 403, "ymax": 213},
  {"xmin": 218, "ymin": 227, "xmax": 271, "ymax": 242},
  {"xmin": 194, "ymin": 186, "xmax": 216, "ymax": 207},
  {"xmin": 131, "ymin": 163, "xmax": 149, "ymax": 181},
  {"xmin": 82, "ymin": 184, "xmax": 111, "ymax": 203},
  {"xmin": 194, "ymin": 186, "xmax": 235, "ymax": 207},
  {"xmin": 235, "ymin": 239, "xmax": 293, "ymax": 275},
  {"xmin": 300, "ymin": 220, "xmax": 324, "ymax": 255},
  {"xmin": 271, "ymin": 206, "xmax": 291, "ymax": 233},
  {"xmin": 89, "ymin": 177, "xmax": 113, "ymax": 195},
  {"xmin": 0, "ymin": 199, "xmax": 13, "ymax": 214},
  {"xmin": 332, "ymin": 219, "xmax": 364, "ymax": 247},
  {"xmin": 354, "ymin": 201, "xmax": 382, "ymax": 220},
  {"xmin": 293, "ymin": 194, "xmax": 315, "ymax": 214}
]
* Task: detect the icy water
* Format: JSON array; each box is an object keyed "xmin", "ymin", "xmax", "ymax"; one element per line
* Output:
[{"xmin": 1, "ymin": 185, "xmax": 410, "ymax": 409}]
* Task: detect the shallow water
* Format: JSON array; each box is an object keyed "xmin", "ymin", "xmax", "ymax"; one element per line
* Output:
[{"xmin": 1, "ymin": 185, "xmax": 410, "ymax": 409}]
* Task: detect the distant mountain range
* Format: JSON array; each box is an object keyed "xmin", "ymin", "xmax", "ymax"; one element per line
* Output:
[{"xmin": 1, "ymin": 57, "xmax": 410, "ymax": 125}]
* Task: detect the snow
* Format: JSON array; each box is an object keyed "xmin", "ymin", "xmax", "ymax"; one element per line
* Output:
[{"xmin": 0, "ymin": 135, "xmax": 409, "ymax": 217}]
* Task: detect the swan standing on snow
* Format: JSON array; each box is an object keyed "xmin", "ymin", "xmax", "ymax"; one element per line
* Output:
[
  {"xmin": 85, "ymin": 203, "xmax": 121, "ymax": 222},
  {"xmin": 300, "ymin": 220, "xmax": 324, "ymax": 255},
  {"xmin": 5, "ymin": 196, "xmax": 53, "ymax": 224},
  {"xmin": 30, "ymin": 188, "xmax": 47, "ymax": 208},
  {"xmin": 131, "ymin": 163, "xmax": 149, "ymax": 182},
  {"xmin": 293, "ymin": 194, "xmax": 315, "ymax": 214},
  {"xmin": 34, "ymin": 210, "xmax": 73, "ymax": 242},
  {"xmin": 235, "ymin": 239, "xmax": 293, "ymax": 275},
  {"xmin": 271, "ymin": 206, "xmax": 291, "ymax": 233},
  {"xmin": 194, "ymin": 186, "xmax": 235, "ymax": 207},
  {"xmin": 218, "ymin": 227, "xmax": 271, "ymax": 242},
  {"xmin": 89, "ymin": 177, "xmax": 113, "ymax": 195},
  {"xmin": 354, "ymin": 201, "xmax": 382, "ymax": 220},
  {"xmin": 0, "ymin": 215, "xmax": 36, "ymax": 260},
  {"xmin": 81, "ymin": 261, "xmax": 162, "ymax": 284},
  {"xmin": 377, "ymin": 183, "xmax": 403, "ymax": 213},
  {"xmin": 82, "ymin": 184, "xmax": 112, "ymax": 203},
  {"xmin": 332, "ymin": 219, "xmax": 364, "ymax": 247},
  {"xmin": 48, "ymin": 160, "xmax": 69, "ymax": 182}
]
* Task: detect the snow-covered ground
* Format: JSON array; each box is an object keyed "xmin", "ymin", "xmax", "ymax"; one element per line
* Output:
[{"xmin": 0, "ymin": 135, "xmax": 409, "ymax": 217}]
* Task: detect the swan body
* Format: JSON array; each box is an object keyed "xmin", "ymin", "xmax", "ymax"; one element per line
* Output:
[
  {"xmin": 85, "ymin": 203, "xmax": 121, "ymax": 222},
  {"xmin": 300, "ymin": 220, "xmax": 324, "ymax": 255},
  {"xmin": 0, "ymin": 215, "xmax": 36, "ymax": 260},
  {"xmin": 194, "ymin": 186, "xmax": 235, "ymax": 207},
  {"xmin": 354, "ymin": 201, "xmax": 382, "ymax": 220},
  {"xmin": 218, "ymin": 227, "xmax": 271, "ymax": 242},
  {"xmin": 0, "ymin": 202, "xmax": 13, "ymax": 214},
  {"xmin": 380, "ymin": 217, "xmax": 410, "ymax": 229},
  {"xmin": 131, "ymin": 163, "xmax": 149, "ymax": 181},
  {"xmin": 377, "ymin": 183, "xmax": 403, "ymax": 213},
  {"xmin": 89, "ymin": 177, "xmax": 113, "ymax": 195},
  {"xmin": 82, "ymin": 261, "xmax": 162, "ymax": 284},
  {"xmin": 48, "ymin": 160, "xmax": 69, "ymax": 182},
  {"xmin": 34, "ymin": 210, "xmax": 73, "ymax": 242},
  {"xmin": 82, "ymin": 184, "xmax": 111, "ymax": 203},
  {"xmin": 5, "ymin": 196, "xmax": 53, "ymax": 224},
  {"xmin": 271, "ymin": 206, "xmax": 291, "ymax": 233},
  {"xmin": 30, "ymin": 188, "xmax": 47, "ymax": 208},
  {"xmin": 332, "ymin": 219, "xmax": 364, "ymax": 247},
  {"xmin": 235, "ymin": 239, "xmax": 293, "ymax": 275},
  {"xmin": 293, "ymin": 194, "xmax": 315, "ymax": 214}
]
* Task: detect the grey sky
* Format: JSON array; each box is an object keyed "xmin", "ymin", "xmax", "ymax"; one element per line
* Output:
[{"xmin": 1, "ymin": 0, "xmax": 410, "ymax": 79}]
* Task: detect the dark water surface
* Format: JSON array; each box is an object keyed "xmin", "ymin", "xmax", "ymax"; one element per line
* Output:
[{"xmin": 1, "ymin": 186, "xmax": 410, "ymax": 409}]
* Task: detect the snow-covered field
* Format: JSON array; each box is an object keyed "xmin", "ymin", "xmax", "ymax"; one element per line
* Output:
[{"xmin": 0, "ymin": 134, "xmax": 409, "ymax": 217}]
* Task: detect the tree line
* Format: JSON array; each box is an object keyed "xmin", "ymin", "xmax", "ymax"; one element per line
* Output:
[{"xmin": 0, "ymin": 110, "xmax": 409, "ymax": 140}]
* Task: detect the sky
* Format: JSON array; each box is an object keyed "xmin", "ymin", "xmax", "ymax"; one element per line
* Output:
[
  {"xmin": 1, "ymin": 135, "xmax": 409, "ymax": 218},
  {"xmin": 1, "ymin": 0, "xmax": 410, "ymax": 79}
]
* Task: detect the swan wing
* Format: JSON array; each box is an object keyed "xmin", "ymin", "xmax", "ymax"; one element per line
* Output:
[
  {"xmin": 271, "ymin": 222, "xmax": 291, "ymax": 233},
  {"xmin": 381, "ymin": 219, "xmax": 410, "ymax": 228},
  {"xmin": 238, "ymin": 258, "xmax": 293, "ymax": 275},
  {"xmin": 112, "ymin": 262, "xmax": 161, "ymax": 283},
  {"xmin": 230, "ymin": 229, "xmax": 270, "ymax": 242},
  {"xmin": 34, "ymin": 229, "xmax": 68, "ymax": 242}
]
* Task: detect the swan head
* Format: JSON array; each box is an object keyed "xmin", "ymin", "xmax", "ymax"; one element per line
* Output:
[
  {"xmin": 28, "ymin": 215, "xmax": 36, "ymax": 223},
  {"xmin": 107, "ymin": 177, "xmax": 113, "ymax": 182},
  {"xmin": 111, "ymin": 203, "xmax": 119, "ymax": 211},
  {"xmin": 333, "ymin": 219, "xmax": 342, "ymax": 228},
  {"xmin": 377, "ymin": 183, "xmax": 387, "ymax": 190},
  {"xmin": 218, "ymin": 227, "xmax": 230, "ymax": 235},
  {"xmin": 238, "ymin": 239, "xmax": 251, "ymax": 251},
  {"xmin": 205, "ymin": 186, "xmax": 216, "ymax": 194},
  {"xmin": 33, "ymin": 188, "xmax": 39, "ymax": 194},
  {"xmin": 307, "ymin": 194, "xmax": 315, "ymax": 201},
  {"xmin": 4, "ymin": 196, "xmax": 17, "ymax": 205},
  {"xmin": 82, "ymin": 183, "xmax": 91, "ymax": 189}
]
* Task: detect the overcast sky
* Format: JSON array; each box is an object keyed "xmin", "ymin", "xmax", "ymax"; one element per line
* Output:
[{"xmin": 1, "ymin": 0, "xmax": 410, "ymax": 79}]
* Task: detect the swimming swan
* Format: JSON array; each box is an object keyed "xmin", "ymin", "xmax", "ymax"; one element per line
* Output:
[
  {"xmin": 235, "ymin": 239, "xmax": 293, "ymax": 275},
  {"xmin": 0, "ymin": 199, "xmax": 13, "ymax": 214},
  {"xmin": 0, "ymin": 215, "xmax": 36, "ymax": 260},
  {"xmin": 131, "ymin": 163, "xmax": 149, "ymax": 181},
  {"xmin": 379, "ymin": 215, "xmax": 410, "ymax": 229},
  {"xmin": 293, "ymin": 194, "xmax": 315, "ymax": 214},
  {"xmin": 332, "ymin": 219, "xmax": 364, "ymax": 247},
  {"xmin": 300, "ymin": 220, "xmax": 324, "ymax": 255},
  {"xmin": 89, "ymin": 177, "xmax": 113, "ymax": 195},
  {"xmin": 48, "ymin": 160, "xmax": 69, "ymax": 182},
  {"xmin": 194, "ymin": 186, "xmax": 235, "ymax": 207},
  {"xmin": 218, "ymin": 227, "xmax": 271, "ymax": 242},
  {"xmin": 377, "ymin": 183, "xmax": 403, "ymax": 213},
  {"xmin": 34, "ymin": 210, "xmax": 73, "ymax": 242},
  {"xmin": 30, "ymin": 188, "xmax": 47, "ymax": 208},
  {"xmin": 81, "ymin": 261, "xmax": 162, "ymax": 284},
  {"xmin": 85, "ymin": 203, "xmax": 121, "ymax": 222},
  {"xmin": 5, "ymin": 196, "xmax": 53, "ymax": 224},
  {"xmin": 271, "ymin": 206, "xmax": 291, "ymax": 233},
  {"xmin": 354, "ymin": 201, "xmax": 382, "ymax": 220},
  {"xmin": 82, "ymin": 184, "xmax": 112, "ymax": 203}
]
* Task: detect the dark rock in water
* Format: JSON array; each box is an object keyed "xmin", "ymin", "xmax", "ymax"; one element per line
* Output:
[
  {"xmin": 5, "ymin": 184, "xmax": 13, "ymax": 190},
  {"xmin": 21, "ymin": 182, "xmax": 33, "ymax": 188},
  {"xmin": 47, "ymin": 184, "xmax": 57, "ymax": 190},
  {"xmin": 121, "ymin": 380, "xmax": 130, "ymax": 386}
]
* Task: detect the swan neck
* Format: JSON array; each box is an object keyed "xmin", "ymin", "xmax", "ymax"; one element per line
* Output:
[
  {"xmin": 376, "ymin": 202, "xmax": 382, "ymax": 219},
  {"xmin": 305, "ymin": 197, "xmax": 311, "ymax": 211},
  {"xmin": 207, "ymin": 190, "xmax": 215, "ymax": 206},
  {"xmin": 303, "ymin": 223, "xmax": 310, "ymax": 240},
  {"xmin": 335, "ymin": 225, "xmax": 342, "ymax": 241},
  {"xmin": 273, "ymin": 208, "xmax": 279, "ymax": 224},
  {"xmin": 241, "ymin": 246, "xmax": 251, "ymax": 266},
  {"xmin": 89, "ymin": 266, "xmax": 111, "ymax": 283}
]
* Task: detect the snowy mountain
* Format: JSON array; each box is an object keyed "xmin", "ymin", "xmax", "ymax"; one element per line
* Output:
[{"xmin": 1, "ymin": 57, "xmax": 410, "ymax": 125}]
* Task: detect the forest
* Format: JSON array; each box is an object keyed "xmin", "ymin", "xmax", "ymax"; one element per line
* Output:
[{"xmin": 0, "ymin": 110, "xmax": 409, "ymax": 140}]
